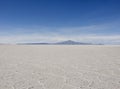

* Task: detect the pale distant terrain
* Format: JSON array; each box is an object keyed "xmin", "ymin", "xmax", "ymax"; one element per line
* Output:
[{"xmin": 0, "ymin": 45, "xmax": 120, "ymax": 89}]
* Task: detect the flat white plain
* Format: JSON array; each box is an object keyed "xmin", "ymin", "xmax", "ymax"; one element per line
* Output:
[{"xmin": 0, "ymin": 45, "xmax": 120, "ymax": 89}]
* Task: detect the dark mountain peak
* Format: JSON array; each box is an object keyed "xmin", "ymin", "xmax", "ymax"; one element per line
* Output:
[
  {"xmin": 55, "ymin": 40, "xmax": 89, "ymax": 45},
  {"xmin": 63, "ymin": 40, "xmax": 76, "ymax": 43}
]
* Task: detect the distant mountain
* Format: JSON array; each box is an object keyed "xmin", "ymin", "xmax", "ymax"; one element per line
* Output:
[
  {"xmin": 54, "ymin": 40, "xmax": 93, "ymax": 45},
  {"xmin": 17, "ymin": 40, "xmax": 103, "ymax": 45}
]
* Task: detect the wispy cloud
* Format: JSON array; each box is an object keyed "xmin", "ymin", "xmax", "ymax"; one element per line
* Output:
[
  {"xmin": 0, "ymin": 22, "xmax": 120, "ymax": 44},
  {"xmin": 0, "ymin": 33, "xmax": 120, "ymax": 44}
]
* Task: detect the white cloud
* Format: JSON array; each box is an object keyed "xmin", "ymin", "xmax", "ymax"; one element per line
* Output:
[
  {"xmin": 0, "ymin": 33, "xmax": 120, "ymax": 44},
  {"xmin": 0, "ymin": 22, "xmax": 120, "ymax": 44}
]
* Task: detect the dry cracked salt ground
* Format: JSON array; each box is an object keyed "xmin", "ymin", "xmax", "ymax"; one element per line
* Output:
[{"xmin": 0, "ymin": 45, "xmax": 120, "ymax": 89}]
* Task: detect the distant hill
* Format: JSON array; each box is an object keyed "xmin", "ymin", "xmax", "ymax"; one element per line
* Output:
[
  {"xmin": 54, "ymin": 40, "xmax": 93, "ymax": 45},
  {"xmin": 18, "ymin": 40, "xmax": 96, "ymax": 45}
]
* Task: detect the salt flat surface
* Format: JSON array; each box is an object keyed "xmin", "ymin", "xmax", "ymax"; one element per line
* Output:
[{"xmin": 0, "ymin": 45, "xmax": 120, "ymax": 89}]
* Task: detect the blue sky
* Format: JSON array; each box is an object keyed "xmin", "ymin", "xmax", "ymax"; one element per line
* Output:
[{"xmin": 0, "ymin": 0, "xmax": 120, "ymax": 44}]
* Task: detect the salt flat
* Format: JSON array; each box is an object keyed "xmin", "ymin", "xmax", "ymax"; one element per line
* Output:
[{"xmin": 0, "ymin": 45, "xmax": 120, "ymax": 89}]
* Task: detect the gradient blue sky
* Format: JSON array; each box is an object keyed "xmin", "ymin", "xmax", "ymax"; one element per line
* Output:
[{"xmin": 0, "ymin": 0, "xmax": 120, "ymax": 44}]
